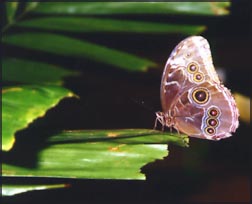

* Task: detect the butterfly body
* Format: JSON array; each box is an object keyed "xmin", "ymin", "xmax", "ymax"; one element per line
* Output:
[{"xmin": 156, "ymin": 36, "xmax": 239, "ymax": 140}]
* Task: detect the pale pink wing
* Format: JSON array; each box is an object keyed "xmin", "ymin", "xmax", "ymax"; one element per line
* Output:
[
  {"xmin": 160, "ymin": 36, "xmax": 220, "ymax": 113},
  {"xmin": 173, "ymin": 82, "xmax": 239, "ymax": 140},
  {"xmin": 160, "ymin": 36, "xmax": 239, "ymax": 140}
]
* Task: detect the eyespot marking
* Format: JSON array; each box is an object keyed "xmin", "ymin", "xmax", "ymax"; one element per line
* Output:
[
  {"xmin": 207, "ymin": 118, "xmax": 218, "ymax": 127},
  {"xmin": 193, "ymin": 72, "xmax": 204, "ymax": 82},
  {"xmin": 192, "ymin": 88, "xmax": 209, "ymax": 104},
  {"xmin": 205, "ymin": 127, "xmax": 215, "ymax": 135},
  {"xmin": 187, "ymin": 62, "xmax": 199, "ymax": 73},
  {"xmin": 208, "ymin": 107, "xmax": 220, "ymax": 117}
]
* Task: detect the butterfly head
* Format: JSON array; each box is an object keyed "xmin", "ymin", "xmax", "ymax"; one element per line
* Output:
[{"xmin": 155, "ymin": 111, "xmax": 175, "ymax": 129}]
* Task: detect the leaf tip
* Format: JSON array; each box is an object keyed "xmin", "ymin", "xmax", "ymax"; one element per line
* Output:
[{"xmin": 2, "ymin": 137, "xmax": 15, "ymax": 151}]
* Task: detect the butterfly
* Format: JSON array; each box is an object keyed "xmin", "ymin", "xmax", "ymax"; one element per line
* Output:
[{"xmin": 156, "ymin": 36, "xmax": 239, "ymax": 140}]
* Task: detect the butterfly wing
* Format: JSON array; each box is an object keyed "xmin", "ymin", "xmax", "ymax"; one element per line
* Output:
[
  {"xmin": 173, "ymin": 81, "xmax": 239, "ymax": 140},
  {"xmin": 160, "ymin": 36, "xmax": 220, "ymax": 113},
  {"xmin": 160, "ymin": 36, "xmax": 239, "ymax": 140}
]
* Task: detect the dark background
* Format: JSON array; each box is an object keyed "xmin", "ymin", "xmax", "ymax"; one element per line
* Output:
[{"xmin": 3, "ymin": 1, "xmax": 251, "ymax": 203}]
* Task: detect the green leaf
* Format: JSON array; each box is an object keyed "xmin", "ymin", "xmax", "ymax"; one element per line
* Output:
[
  {"xmin": 16, "ymin": 17, "xmax": 206, "ymax": 35},
  {"xmin": 2, "ymin": 32, "xmax": 156, "ymax": 72},
  {"xmin": 2, "ymin": 130, "xmax": 188, "ymax": 180},
  {"xmin": 3, "ymin": 142, "xmax": 168, "ymax": 180},
  {"xmin": 5, "ymin": 2, "xmax": 19, "ymax": 24},
  {"xmin": 2, "ymin": 58, "xmax": 79, "ymax": 85},
  {"xmin": 24, "ymin": 1, "xmax": 40, "ymax": 12},
  {"xmin": 33, "ymin": 2, "xmax": 230, "ymax": 16},
  {"xmin": 48, "ymin": 129, "xmax": 189, "ymax": 147},
  {"xmin": 2, "ymin": 85, "xmax": 75, "ymax": 151},
  {"xmin": 2, "ymin": 184, "xmax": 67, "ymax": 196}
]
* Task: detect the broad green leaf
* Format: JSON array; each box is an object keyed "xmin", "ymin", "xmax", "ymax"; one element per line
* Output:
[
  {"xmin": 33, "ymin": 2, "xmax": 230, "ymax": 16},
  {"xmin": 2, "ymin": 33, "xmax": 156, "ymax": 72},
  {"xmin": 17, "ymin": 17, "xmax": 205, "ymax": 35},
  {"xmin": 5, "ymin": 2, "xmax": 19, "ymax": 24},
  {"xmin": 2, "ymin": 184, "xmax": 67, "ymax": 196},
  {"xmin": 2, "ymin": 142, "xmax": 168, "ymax": 180},
  {"xmin": 2, "ymin": 58, "xmax": 79, "ymax": 85},
  {"xmin": 2, "ymin": 129, "xmax": 188, "ymax": 180},
  {"xmin": 2, "ymin": 85, "xmax": 75, "ymax": 151}
]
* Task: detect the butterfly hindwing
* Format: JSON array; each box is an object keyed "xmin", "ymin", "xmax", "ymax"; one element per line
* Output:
[{"xmin": 173, "ymin": 81, "xmax": 239, "ymax": 140}]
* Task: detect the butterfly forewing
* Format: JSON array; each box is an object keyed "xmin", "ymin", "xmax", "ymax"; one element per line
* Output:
[{"xmin": 161, "ymin": 36, "xmax": 217, "ymax": 113}]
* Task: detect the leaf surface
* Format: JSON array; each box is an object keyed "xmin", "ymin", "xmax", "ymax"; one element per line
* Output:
[
  {"xmin": 33, "ymin": 2, "xmax": 230, "ymax": 16},
  {"xmin": 2, "ymin": 58, "xmax": 79, "ymax": 85},
  {"xmin": 2, "ymin": 85, "xmax": 75, "ymax": 151},
  {"xmin": 17, "ymin": 17, "xmax": 205, "ymax": 35},
  {"xmin": 3, "ymin": 33, "xmax": 156, "ymax": 72},
  {"xmin": 3, "ymin": 129, "xmax": 189, "ymax": 179}
]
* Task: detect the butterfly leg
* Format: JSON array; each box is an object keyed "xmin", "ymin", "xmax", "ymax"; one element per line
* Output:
[
  {"xmin": 154, "ymin": 111, "xmax": 165, "ymax": 131},
  {"xmin": 153, "ymin": 117, "xmax": 158, "ymax": 130},
  {"xmin": 153, "ymin": 117, "xmax": 164, "ymax": 131}
]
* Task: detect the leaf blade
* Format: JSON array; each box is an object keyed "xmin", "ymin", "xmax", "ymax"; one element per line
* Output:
[
  {"xmin": 48, "ymin": 129, "xmax": 189, "ymax": 147},
  {"xmin": 2, "ymin": 32, "xmax": 156, "ymax": 72},
  {"xmin": 2, "ymin": 142, "xmax": 168, "ymax": 180},
  {"xmin": 5, "ymin": 2, "xmax": 19, "ymax": 24},
  {"xmin": 2, "ymin": 129, "xmax": 188, "ymax": 180},
  {"xmin": 2, "ymin": 85, "xmax": 75, "ymax": 151},
  {"xmin": 16, "ymin": 17, "xmax": 206, "ymax": 35},
  {"xmin": 32, "ymin": 2, "xmax": 230, "ymax": 16},
  {"xmin": 2, "ymin": 58, "xmax": 79, "ymax": 85},
  {"xmin": 2, "ymin": 184, "xmax": 67, "ymax": 197}
]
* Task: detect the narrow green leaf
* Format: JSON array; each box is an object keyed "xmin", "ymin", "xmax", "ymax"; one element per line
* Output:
[
  {"xmin": 2, "ymin": 58, "xmax": 79, "ymax": 85},
  {"xmin": 17, "ymin": 17, "xmax": 206, "ymax": 35},
  {"xmin": 48, "ymin": 129, "xmax": 189, "ymax": 147},
  {"xmin": 2, "ymin": 142, "xmax": 168, "ymax": 180},
  {"xmin": 2, "ymin": 85, "xmax": 75, "ymax": 151},
  {"xmin": 2, "ymin": 32, "xmax": 156, "ymax": 72},
  {"xmin": 33, "ymin": 2, "xmax": 230, "ymax": 16},
  {"xmin": 24, "ymin": 1, "xmax": 40, "ymax": 12},
  {"xmin": 2, "ymin": 184, "xmax": 67, "ymax": 196},
  {"xmin": 5, "ymin": 2, "xmax": 19, "ymax": 24}
]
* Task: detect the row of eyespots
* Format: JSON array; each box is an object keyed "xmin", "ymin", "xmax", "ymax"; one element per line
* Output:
[
  {"xmin": 187, "ymin": 62, "xmax": 204, "ymax": 83},
  {"xmin": 205, "ymin": 107, "xmax": 220, "ymax": 135}
]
